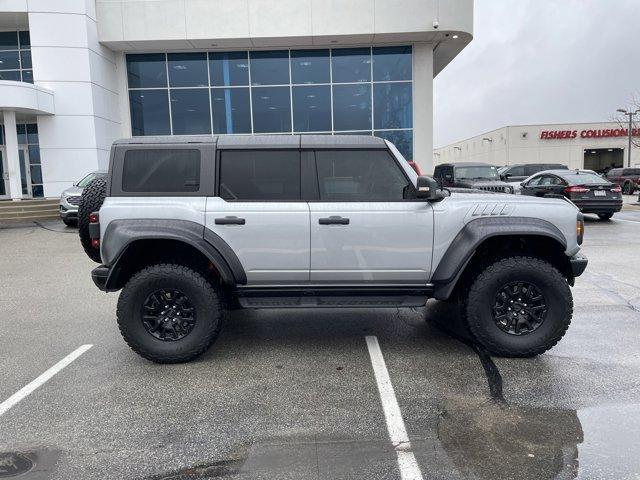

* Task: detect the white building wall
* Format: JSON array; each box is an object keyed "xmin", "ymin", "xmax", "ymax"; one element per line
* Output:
[
  {"xmin": 435, "ymin": 122, "xmax": 640, "ymax": 171},
  {"xmin": 412, "ymin": 43, "xmax": 433, "ymax": 172},
  {"xmin": 28, "ymin": 0, "xmax": 121, "ymax": 197},
  {"xmin": 0, "ymin": 0, "xmax": 473, "ymax": 198}
]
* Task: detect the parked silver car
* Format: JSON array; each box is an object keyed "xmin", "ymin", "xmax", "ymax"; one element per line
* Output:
[{"xmin": 59, "ymin": 171, "xmax": 106, "ymax": 226}]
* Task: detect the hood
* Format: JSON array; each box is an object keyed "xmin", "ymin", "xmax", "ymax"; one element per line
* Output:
[
  {"xmin": 61, "ymin": 185, "xmax": 82, "ymax": 197},
  {"xmin": 466, "ymin": 180, "xmax": 511, "ymax": 188}
]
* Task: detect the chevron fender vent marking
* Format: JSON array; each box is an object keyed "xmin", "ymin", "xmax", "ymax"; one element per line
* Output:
[{"xmin": 471, "ymin": 203, "xmax": 513, "ymax": 216}]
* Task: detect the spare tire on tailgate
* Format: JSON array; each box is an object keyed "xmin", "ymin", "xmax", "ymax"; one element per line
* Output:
[{"xmin": 78, "ymin": 176, "xmax": 107, "ymax": 263}]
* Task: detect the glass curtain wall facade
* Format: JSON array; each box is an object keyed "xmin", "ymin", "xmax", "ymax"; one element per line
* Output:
[
  {"xmin": 0, "ymin": 31, "xmax": 33, "ymax": 83},
  {"xmin": 126, "ymin": 46, "xmax": 414, "ymax": 159}
]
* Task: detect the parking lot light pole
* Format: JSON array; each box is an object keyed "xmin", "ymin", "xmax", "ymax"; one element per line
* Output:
[{"xmin": 617, "ymin": 108, "xmax": 640, "ymax": 167}]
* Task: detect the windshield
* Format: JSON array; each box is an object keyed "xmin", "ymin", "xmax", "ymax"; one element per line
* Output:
[
  {"xmin": 561, "ymin": 172, "xmax": 609, "ymax": 185},
  {"xmin": 77, "ymin": 172, "xmax": 99, "ymax": 187},
  {"xmin": 455, "ymin": 166, "xmax": 499, "ymax": 180}
]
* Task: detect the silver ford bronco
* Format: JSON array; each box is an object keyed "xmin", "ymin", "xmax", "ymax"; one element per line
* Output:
[{"xmin": 79, "ymin": 135, "xmax": 587, "ymax": 363}]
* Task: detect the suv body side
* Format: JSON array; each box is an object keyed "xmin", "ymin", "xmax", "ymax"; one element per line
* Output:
[
  {"xmin": 500, "ymin": 164, "xmax": 568, "ymax": 183},
  {"xmin": 605, "ymin": 168, "xmax": 640, "ymax": 193},
  {"xmin": 98, "ymin": 135, "xmax": 436, "ymax": 292}
]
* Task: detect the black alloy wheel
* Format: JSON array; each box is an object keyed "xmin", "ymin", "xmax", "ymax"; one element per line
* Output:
[
  {"xmin": 492, "ymin": 281, "xmax": 547, "ymax": 335},
  {"xmin": 141, "ymin": 288, "xmax": 196, "ymax": 341}
]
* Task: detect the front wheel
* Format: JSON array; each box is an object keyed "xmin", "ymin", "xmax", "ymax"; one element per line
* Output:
[
  {"xmin": 463, "ymin": 256, "xmax": 573, "ymax": 357},
  {"xmin": 117, "ymin": 264, "xmax": 224, "ymax": 363},
  {"xmin": 597, "ymin": 213, "xmax": 613, "ymax": 220}
]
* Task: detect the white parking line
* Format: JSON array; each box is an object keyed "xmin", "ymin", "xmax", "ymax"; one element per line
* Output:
[
  {"xmin": 615, "ymin": 218, "xmax": 640, "ymax": 224},
  {"xmin": 365, "ymin": 336, "xmax": 424, "ymax": 480},
  {"xmin": 0, "ymin": 344, "xmax": 93, "ymax": 417}
]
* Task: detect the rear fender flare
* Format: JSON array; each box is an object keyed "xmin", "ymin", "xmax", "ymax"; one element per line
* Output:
[{"xmin": 101, "ymin": 219, "xmax": 246, "ymax": 288}]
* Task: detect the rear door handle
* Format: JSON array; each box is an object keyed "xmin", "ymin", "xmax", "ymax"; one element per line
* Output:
[
  {"xmin": 319, "ymin": 216, "xmax": 349, "ymax": 225},
  {"xmin": 215, "ymin": 216, "xmax": 245, "ymax": 225}
]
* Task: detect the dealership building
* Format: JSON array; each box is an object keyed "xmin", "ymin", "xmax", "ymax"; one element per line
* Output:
[
  {"xmin": 434, "ymin": 122, "xmax": 640, "ymax": 173},
  {"xmin": 0, "ymin": 0, "xmax": 473, "ymax": 201}
]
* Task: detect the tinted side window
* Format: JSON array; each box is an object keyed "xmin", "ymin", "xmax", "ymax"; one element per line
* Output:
[
  {"xmin": 122, "ymin": 149, "xmax": 200, "ymax": 192},
  {"xmin": 315, "ymin": 150, "xmax": 409, "ymax": 201},
  {"xmin": 526, "ymin": 176, "xmax": 542, "ymax": 186},
  {"xmin": 507, "ymin": 166, "xmax": 525, "ymax": 176},
  {"xmin": 219, "ymin": 150, "xmax": 300, "ymax": 200}
]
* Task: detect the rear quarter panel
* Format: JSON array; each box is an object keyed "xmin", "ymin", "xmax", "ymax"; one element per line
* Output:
[{"xmin": 98, "ymin": 197, "xmax": 207, "ymax": 261}]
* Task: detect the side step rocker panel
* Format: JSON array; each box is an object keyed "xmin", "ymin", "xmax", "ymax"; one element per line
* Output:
[{"xmin": 236, "ymin": 286, "xmax": 433, "ymax": 309}]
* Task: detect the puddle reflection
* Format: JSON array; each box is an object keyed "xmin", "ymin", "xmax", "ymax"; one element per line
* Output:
[{"xmin": 438, "ymin": 399, "xmax": 640, "ymax": 479}]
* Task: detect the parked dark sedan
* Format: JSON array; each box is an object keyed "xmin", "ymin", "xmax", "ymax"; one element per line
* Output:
[{"xmin": 520, "ymin": 169, "xmax": 622, "ymax": 220}]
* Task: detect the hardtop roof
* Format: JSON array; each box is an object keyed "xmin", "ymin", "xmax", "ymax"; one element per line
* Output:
[{"xmin": 113, "ymin": 135, "xmax": 388, "ymax": 149}]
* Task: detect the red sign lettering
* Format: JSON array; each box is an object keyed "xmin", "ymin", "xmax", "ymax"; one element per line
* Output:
[{"xmin": 541, "ymin": 128, "xmax": 639, "ymax": 140}]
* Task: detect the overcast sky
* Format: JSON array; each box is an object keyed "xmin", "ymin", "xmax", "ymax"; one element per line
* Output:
[{"xmin": 433, "ymin": 0, "xmax": 640, "ymax": 147}]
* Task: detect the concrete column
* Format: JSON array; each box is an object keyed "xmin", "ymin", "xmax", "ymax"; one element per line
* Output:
[
  {"xmin": 412, "ymin": 43, "xmax": 434, "ymax": 173},
  {"xmin": 3, "ymin": 110, "xmax": 22, "ymax": 200}
]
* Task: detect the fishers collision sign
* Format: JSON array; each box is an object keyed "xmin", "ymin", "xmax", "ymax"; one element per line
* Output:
[{"xmin": 540, "ymin": 128, "xmax": 640, "ymax": 139}]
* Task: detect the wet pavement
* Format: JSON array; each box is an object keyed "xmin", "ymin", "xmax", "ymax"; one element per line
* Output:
[{"xmin": 0, "ymin": 211, "xmax": 639, "ymax": 479}]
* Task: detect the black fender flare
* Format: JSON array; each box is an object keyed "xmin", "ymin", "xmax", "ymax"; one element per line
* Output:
[
  {"xmin": 430, "ymin": 217, "xmax": 567, "ymax": 300},
  {"xmin": 101, "ymin": 219, "xmax": 246, "ymax": 290}
]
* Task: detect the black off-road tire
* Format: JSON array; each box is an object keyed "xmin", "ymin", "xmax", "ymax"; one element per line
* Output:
[
  {"xmin": 597, "ymin": 213, "xmax": 613, "ymax": 221},
  {"xmin": 117, "ymin": 264, "xmax": 223, "ymax": 363},
  {"xmin": 78, "ymin": 177, "xmax": 107, "ymax": 263},
  {"xmin": 462, "ymin": 256, "xmax": 573, "ymax": 357},
  {"xmin": 62, "ymin": 217, "xmax": 76, "ymax": 227}
]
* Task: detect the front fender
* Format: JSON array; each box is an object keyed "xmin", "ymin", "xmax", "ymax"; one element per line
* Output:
[{"xmin": 430, "ymin": 216, "xmax": 567, "ymax": 300}]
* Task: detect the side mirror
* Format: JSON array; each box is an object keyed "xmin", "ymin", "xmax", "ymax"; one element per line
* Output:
[
  {"xmin": 520, "ymin": 182, "xmax": 527, "ymax": 187},
  {"xmin": 416, "ymin": 176, "xmax": 442, "ymax": 201},
  {"xmin": 504, "ymin": 173, "xmax": 512, "ymax": 179}
]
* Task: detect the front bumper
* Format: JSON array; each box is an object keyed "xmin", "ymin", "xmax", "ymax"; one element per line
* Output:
[
  {"xmin": 569, "ymin": 253, "xmax": 588, "ymax": 277},
  {"xmin": 59, "ymin": 205, "xmax": 78, "ymax": 220},
  {"xmin": 59, "ymin": 196, "xmax": 80, "ymax": 219}
]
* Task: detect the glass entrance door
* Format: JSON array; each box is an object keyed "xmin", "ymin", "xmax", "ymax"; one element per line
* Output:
[
  {"xmin": 0, "ymin": 149, "xmax": 10, "ymax": 199},
  {"xmin": 18, "ymin": 147, "xmax": 31, "ymax": 197}
]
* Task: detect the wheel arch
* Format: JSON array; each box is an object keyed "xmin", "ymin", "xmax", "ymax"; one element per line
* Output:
[
  {"xmin": 431, "ymin": 217, "xmax": 570, "ymax": 300},
  {"xmin": 101, "ymin": 219, "xmax": 246, "ymax": 291}
]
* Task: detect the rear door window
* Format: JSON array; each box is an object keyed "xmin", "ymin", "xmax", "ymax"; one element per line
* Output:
[
  {"xmin": 122, "ymin": 149, "xmax": 200, "ymax": 192},
  {"xmin": 315, "ymin": 150, "xmax": 409, "ymax": 201},
  {"xmin": 218, "ymin": 150, "xmax": 301, "ymax": 201}
]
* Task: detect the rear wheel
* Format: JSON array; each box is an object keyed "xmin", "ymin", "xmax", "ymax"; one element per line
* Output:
[
  {"xmin": 117, "ymin": 264, "xmax": 223, "ymax": 363},
  {"xmin": 597, "ymin": 213, "xmax": 613, "ymax": 220},
  {"xmin": 462, "ymin": 256, "xmax": 573, "ymax": 357},
  {"xmin": 78, "ymin": 177, "xmax": 107, "ymax": 263},
  {"xmin": 62, "ymin": 217, "xmax": 76, "ymax": 227}
]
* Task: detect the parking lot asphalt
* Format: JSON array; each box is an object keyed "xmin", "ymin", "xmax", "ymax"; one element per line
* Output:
[{"xmin": 1, "ymin": 211, "xmax": 639, "ymax": 480}]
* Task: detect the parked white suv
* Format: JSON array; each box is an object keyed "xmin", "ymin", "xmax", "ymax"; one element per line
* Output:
[{"xmin": 78, "ymin": 135, "xmax": 587, "ymax": 363}]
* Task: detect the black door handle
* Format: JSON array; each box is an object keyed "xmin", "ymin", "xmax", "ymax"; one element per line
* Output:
[
  {"xmin": 215, "ymin": 216, "xmax": 245, "ymax": 225},
  {"xmin": 319, "ymin": 216, "xmax": 349, "ymax": 225}
]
